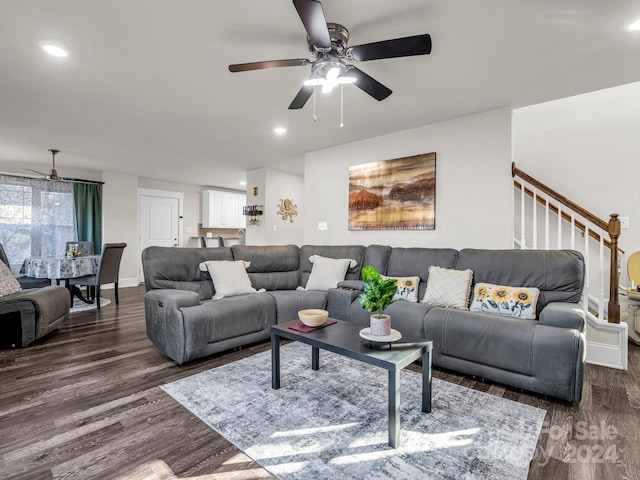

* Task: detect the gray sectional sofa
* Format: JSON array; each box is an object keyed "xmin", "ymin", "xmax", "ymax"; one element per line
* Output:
[{"xmin": 142, "ymin": 244, "xmax": 586, "ymax": 402}]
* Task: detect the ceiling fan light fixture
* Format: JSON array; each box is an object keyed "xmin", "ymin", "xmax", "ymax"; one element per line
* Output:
[
  {"xmin": 41, "ymin": 43, "xmax": 69, "ymax": 58},
  {"xmin": 303, "ymin": 77, "xmax": 325, "ymax": 86},
  {"xmin": 337, "ymin": 75, "xmax": 356, "ymax": 84}
]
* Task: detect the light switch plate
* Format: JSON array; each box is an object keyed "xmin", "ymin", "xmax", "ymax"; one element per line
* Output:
[{"xmin": 620, "ymin": 217, "xmax": 629, "ymax": 229}]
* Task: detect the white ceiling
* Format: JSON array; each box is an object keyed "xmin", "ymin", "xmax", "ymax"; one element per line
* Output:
[{"xmin": 1, "ymin": 0, "xmax": 640, "ymax": 190}]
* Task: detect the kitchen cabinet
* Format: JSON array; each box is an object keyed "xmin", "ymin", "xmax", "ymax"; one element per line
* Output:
[{"xmin": 201, "ymin": 190, "xmax": 246, "ymax": 228}]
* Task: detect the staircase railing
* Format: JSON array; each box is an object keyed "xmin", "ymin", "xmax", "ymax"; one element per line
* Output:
[{"xmin": 512, "ymin": 163, "xmax": 621, "ymax": 324}]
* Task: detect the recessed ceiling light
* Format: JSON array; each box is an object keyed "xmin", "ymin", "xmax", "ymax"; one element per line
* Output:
[
  {"xmin": 239, "ymin": 181, "xmax": 247, "ymax": 186},
  {"xmin": 630, "ymin": 18, "xmax": 640, "ymax": 31},
  {"xmin": 41, "ymin": 43, "xmax": 69, "ymax": 57},
  {"xmin": 273, "ymin": 126, "xmax": 287, "ymax": 135}
]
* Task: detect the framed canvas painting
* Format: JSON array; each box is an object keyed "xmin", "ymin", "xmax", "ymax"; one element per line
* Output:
[{"xmin": 348, "ymin": 152, "xmax": 436, "ymax": 230}]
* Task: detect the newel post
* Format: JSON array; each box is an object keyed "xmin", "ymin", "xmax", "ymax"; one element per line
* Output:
[{"xmin": 608, "ymin": 213, "xmax": 621, "ymax": 324}]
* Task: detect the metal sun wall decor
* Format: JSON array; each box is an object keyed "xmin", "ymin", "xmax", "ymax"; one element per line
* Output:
[
  {"xmin": 277, "ymin": 198, "xmax": 298, "ymax": 222},
  {"xmin": 348, "ymin": 152, "xmax": 436, "ymax": 230}
]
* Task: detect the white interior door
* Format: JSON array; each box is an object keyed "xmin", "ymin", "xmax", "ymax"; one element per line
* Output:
[{"xmin": 139, "ymin": 194, "xmax": 180, "ymax": 282}]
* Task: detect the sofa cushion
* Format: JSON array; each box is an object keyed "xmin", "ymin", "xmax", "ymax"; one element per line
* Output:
[
  {"xmin": 267, "ymin": 290, "xmax": 328, "ymax": 323},
  {"xmin": 299, "ymin": 245, "xmax": 365, "ymax": 287},
  {"xmin": 381, "ymin": 274, "xmax": 420, "ymax": 302},
  {"xmin": 0, "ymin": 263, "xmax": 21, "ymax": 298},
  {"xmin": 456, "ymin": 249, "xmax": 584, "ymax": 310},
  {"xmin": 469, "ymin": 282, "xmax": 540, "ymax": 320},
  {"xmin": 181, "ymin": 293, "xmax": 276, "ymax": 359},
  {"xmin": 199, "ymin": 260, "xmax": 257, "ymax": 299},
  {"xmin": 142, "ymin": 246, "xmax": 234, "ymax": 300},
  {"xmin": 424, "ymin": 307, "xmax": 537, "ymax": 376},
  {"xmin": 232, "ymin": 244, "xmax": 300, "ymax": 291},
  {"xmin": 303, "ymin": 255, "xmax": 358, "ymax": 291},
  {"xmin": 421, "ymin": 266, "xmax": 473, "ymax": 309},
  {"xmin": 386, "ymin": 247, "xmax": 459, "ymax": 299}
]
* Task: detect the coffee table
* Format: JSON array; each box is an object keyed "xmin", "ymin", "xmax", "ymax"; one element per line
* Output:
[{"xmin": 271, "ymin": 318, "xmax": 433, "ymax": 448}]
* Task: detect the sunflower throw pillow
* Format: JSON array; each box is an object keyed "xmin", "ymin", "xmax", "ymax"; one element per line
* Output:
[
  {"xmin": 381, "ymin": 275, "xmax": 420, "ymax": 302},
  {"xmin": 469, "ymin": 282, "xmax": 540, "ymax": 320}
]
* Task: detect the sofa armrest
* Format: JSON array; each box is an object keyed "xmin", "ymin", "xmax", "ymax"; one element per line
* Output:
[
  {"xmin": 337, "ymin": 280, "xmax": 364, "ymax": 291},
  {"xmin": 327, "ymin": 287, "xmax": 361, "ymax": 321},
  {"xmin": 145, "ymin": 289, "xmax": 201, "ymax": 364},
  {"xmin": 145, "ymin": 289, "xmax": 201, "ymax": 309},
  {"xmin": 538, "ymin": 302, "xmax": 586, "ymax": 331}
]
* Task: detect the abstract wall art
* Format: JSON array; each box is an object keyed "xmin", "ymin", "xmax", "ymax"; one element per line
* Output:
[{"xmin": 348, "ymin": 152, "xmax": 436, "ymax": 230}]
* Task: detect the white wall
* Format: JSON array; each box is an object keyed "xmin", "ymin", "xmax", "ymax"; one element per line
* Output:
[
  {"xmin": 246, "ymin": 168, "xmax": 304, "ymax": 245},
  {"xmin": 303, "ymin": 108, "xmax": 513, "ymax": 248},
  {"xmin": 102, "ymin": 171, "xmax": 139, "ymax": 286},
  {"xmin": 513, "ymin": 81, "xmax": 640, "ymax": 285}
]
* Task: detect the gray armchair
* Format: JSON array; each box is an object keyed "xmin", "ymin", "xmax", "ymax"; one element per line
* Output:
[
  {"xmin": 68, "ymin": 243, "xmax": 127, "ymax": 310},
  {"xmin": 0, "ymin": 243, "xmax": 70, "ymax": 348}
]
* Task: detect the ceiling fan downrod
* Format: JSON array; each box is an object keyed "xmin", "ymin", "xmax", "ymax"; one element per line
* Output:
[{"xmin": 47, "ymin": 149, "xmax": 60, "ymax": 180}]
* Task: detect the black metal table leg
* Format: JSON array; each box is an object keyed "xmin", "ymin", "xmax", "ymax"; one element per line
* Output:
[
  {"xmin": 422, "ymin": 348, "xmax": 432, "ymax": 413},
  {"xmin": 312, "ymin": 346, "xmax": 319, "ymax": 370},
  {"xmin": 389, "ymin": 368, "xmax": 400, "ymax": 448},
  {"xmin": 271, "ymin": 332, "xmax": 281, "ymax": 389}
]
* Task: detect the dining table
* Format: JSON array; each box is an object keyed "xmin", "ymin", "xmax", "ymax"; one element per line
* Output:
[{"xmin": 21, "ymin": 255, "xmax": 100, "ymax": 304}]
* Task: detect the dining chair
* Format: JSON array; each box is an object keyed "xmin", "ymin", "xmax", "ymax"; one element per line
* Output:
[
  {"xmin": 0, "ymin": 242, "xmax": 51, "ymax": 289},
  {"xmin": 65, "ymin": 241, "xmax": 94, "ymax": 255},
  {"xmin": 67, "ymin": 243, "xmax": 127, "ymax": 310}
]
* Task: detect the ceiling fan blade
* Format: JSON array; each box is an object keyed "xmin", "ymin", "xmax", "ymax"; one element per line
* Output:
[
  {"xmin": 288, "ymin": 84, "xmax": 314, "ymax": 109},
  {"xmin": 24, "ymin": 168, "xmax": 48, "ymax": 176},
  {"xmin": 229, "ymin": 58, "xmax": 310, "ymax": 72},
  {"xmin": 349, "ymin": 67, "xmax": 392, "ymax": 101},
  {"xmin": 346, "ymin": 34, "xmax": 432, "ymax": 62},
  {"xmin": 293, "ymin": 0, "xmax": 331, "ymax": 49}
]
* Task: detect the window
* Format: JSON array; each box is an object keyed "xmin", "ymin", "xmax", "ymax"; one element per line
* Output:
[{"xmin": 0, "ymin": 175, "xmax": 76, "ymax": 272}]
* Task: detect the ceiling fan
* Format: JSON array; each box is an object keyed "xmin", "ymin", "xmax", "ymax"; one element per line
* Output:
[
  {"xmin": 228, "ymin": 0, "xmax": 432, "ymax": 109},
  {"xmin": 24, "ymin": 149, "xmax": 69, "ymax": 181}
]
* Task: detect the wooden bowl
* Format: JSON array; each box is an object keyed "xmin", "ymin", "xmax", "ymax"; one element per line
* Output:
[{"xmin": 298, "ymin": 309, "xmax": 329, "ymax": 327}]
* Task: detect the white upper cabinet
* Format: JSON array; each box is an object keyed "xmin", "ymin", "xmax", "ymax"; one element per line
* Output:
[{"xmin": 201, "ymin": 190, "xmax": 246, "ymax": 228}]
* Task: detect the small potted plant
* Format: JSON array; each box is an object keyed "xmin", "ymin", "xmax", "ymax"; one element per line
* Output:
[{"xmin": 357, "ymin": 265, "xmax": 398, "ymax": 336}]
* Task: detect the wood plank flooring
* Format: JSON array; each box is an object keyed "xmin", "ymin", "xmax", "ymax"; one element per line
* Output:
[{"xmin": 1, "ymin": 285, "xmax": 638, "ymax": 479}]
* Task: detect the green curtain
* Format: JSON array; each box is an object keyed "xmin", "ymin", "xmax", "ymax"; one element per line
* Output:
[{"xmin": 73, "ymin": 183, "xmax": 102, "ymax": 253}]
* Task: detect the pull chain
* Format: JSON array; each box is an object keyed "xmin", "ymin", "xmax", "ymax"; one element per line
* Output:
[
  {"xmin": 313, "ymin": 87, "xmax": 317, "ymax": 122},
  {"xmin": 340, "ymin": 84, "xmax": 344, "ymax": 128}
]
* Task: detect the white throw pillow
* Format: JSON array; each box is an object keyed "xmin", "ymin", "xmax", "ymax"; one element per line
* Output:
[
  {"xmin": 421, "ymin": 265, "xmax": 473, "ymax": 309},
  {"xmin": 381, "ymin": 274, "xmax": 420, "ymax": 302},
  {"xmin": 303, "ymin": 255, "xmax": 358, "ymax": 291},
  {"xmin": 469, "ymin": 282, "xmax": 540, "ymax": 320},
  {"xmin": 199, "ymin": 260, "xmax": 256, "ymax": 300},
  {"xmin": 0, "ymin": 262, "xmax": 21, "ymax": 298}
]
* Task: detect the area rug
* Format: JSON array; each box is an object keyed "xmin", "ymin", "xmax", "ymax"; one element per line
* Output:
[
  {"xmin": 162, "ymin": 342, "xmax": 546, "ymax": 480},
  {"xmin": 70, "ymin": 297, "xmax": 111, "ymax": 313}
]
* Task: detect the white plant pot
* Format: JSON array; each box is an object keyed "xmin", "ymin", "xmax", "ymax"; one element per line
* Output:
[{"xmin": 370, "ymin": 314, "xmax": 391, "ymax": 336}]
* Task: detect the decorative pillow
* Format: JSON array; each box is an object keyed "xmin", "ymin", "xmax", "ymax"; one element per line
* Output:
[
  {"xmin": 469, "ymin": 282, "xmax": 540, "ymax": 320},
  {"xmin": 421, "ymin": 266, "xmax": 473, "ymax": 309},
  {"xmin": 0, "ymin": 262, "xmax": 21, "ymax": 298},
  {"xmin": 381, "ymin": 275, "xmax": 420, "ymax": 302},
  {"xmin": 199, "ymin": 260, "xmax": 256, "ymax": 300},
  {"xmin": 303, "ymin": 255, "xmax": 358, "ymax": 291}
]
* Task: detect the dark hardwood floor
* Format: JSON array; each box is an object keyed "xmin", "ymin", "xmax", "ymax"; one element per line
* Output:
[{"xmin": 1, "ymin": 285, "xmax": 638, "ymax": 479}]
